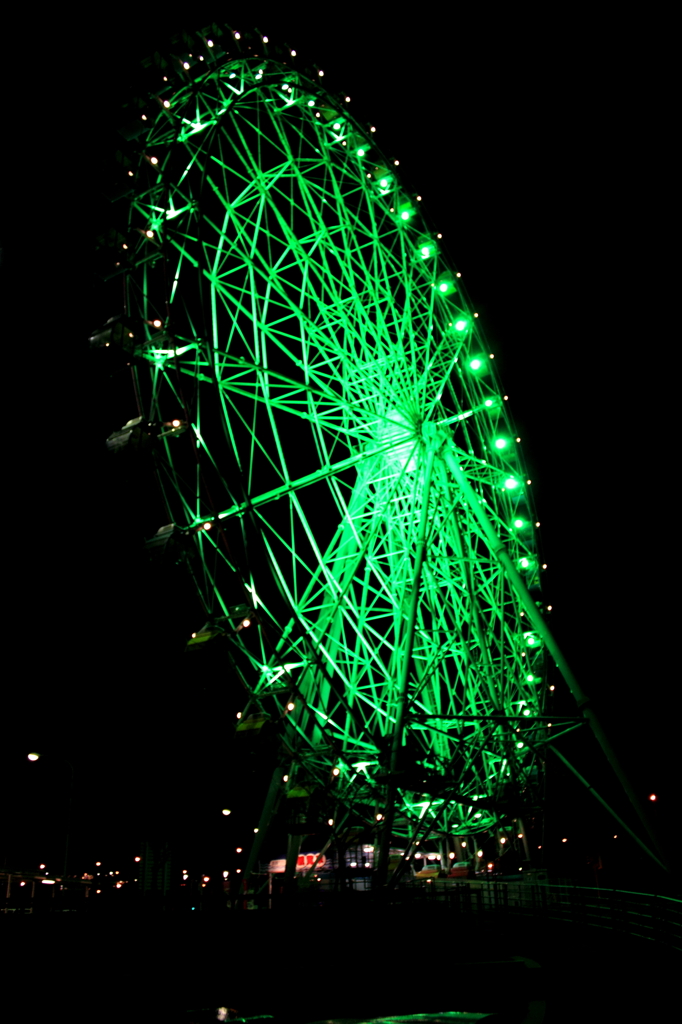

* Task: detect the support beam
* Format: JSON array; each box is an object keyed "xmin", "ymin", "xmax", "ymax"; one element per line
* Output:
[
  {"xmin": 443, "ymin": 441, "xmax": 670, "ymax": 873},
  {"xmin": 386, "ymin": 799, "xmax": 436, "ymax": 891},
  {"xmin": 547, "ymin": 745, "xmax": 667, "ymax": 872}
]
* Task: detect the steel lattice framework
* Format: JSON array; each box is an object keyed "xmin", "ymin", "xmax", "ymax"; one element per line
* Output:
[{"xmin": 111, "ymin": 32, "xmax": 552, "ymax": 865}]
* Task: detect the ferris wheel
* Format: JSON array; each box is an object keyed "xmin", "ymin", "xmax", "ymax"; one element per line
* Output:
[{"xmin": 98, "ymin": 25, "xmax": 555, "ymax": 882}]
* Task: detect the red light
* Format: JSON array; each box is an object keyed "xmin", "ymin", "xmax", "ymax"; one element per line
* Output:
[{"xmin": 649, "ymin": 793, "xmax": 657, "ymax": 801}]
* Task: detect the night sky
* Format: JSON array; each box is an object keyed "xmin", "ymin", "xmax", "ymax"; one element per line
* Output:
[{"xmin": 3, "ymin": 6, "xmax": 676, "ymax": 895}]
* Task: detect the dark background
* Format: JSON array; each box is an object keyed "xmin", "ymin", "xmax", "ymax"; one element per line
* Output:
[{"xmin": 2, "ymin": 5, "xmax": 676, "ymax": 895}]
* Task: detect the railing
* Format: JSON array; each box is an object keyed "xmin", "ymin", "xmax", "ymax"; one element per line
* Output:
[
  {"xmin": 5, "ymin": 867, "xmax": 679, "ymax": 942},
  {"xmin": 400, "ymin": 878, "xmax": 682, "ymax": 951}
]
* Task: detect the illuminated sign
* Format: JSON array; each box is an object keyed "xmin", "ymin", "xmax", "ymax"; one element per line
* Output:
[{"xmin": 268, "ymin": 853, "xmax": 326, "ymax": 873}]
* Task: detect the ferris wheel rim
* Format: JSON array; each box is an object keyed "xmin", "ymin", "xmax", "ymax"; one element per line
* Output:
[{"xmin": 110, "ymin": 34, "xmax": 547, "ymax": 845}]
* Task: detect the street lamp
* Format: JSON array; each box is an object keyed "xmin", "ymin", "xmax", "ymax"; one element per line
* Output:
[{"xmin": 27, "ymin": 752, "xmax": 75, "ymax": 882}]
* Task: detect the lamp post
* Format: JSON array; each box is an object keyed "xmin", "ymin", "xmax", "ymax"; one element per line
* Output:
[{"xmin": 28, "ymin": 752, "xmax": 75, "ymax": 882}]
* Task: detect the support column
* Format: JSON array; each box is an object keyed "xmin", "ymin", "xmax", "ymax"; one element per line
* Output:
[
  {"xmin": 282, "ymin": 832, "xmax": 303, "ymax": 897},
  {"xmin": 243, "ymin": 765, "xmax": 284, "ymax": 891},
  {"xmin": 439, "ymin": 837, "xmax": 451, "ymax": 874},
  {"xmin": 376, "ymin": 437, "xmax": 439, "ymax": 887},
  {"xmin": 516, "ymin": 818, "xmax": 532, "ymax": 863}
]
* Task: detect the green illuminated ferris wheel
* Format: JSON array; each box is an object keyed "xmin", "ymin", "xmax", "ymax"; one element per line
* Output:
[{"xmin": 109, "ymin": 26, "xmax": 557, "ymax": 876}]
